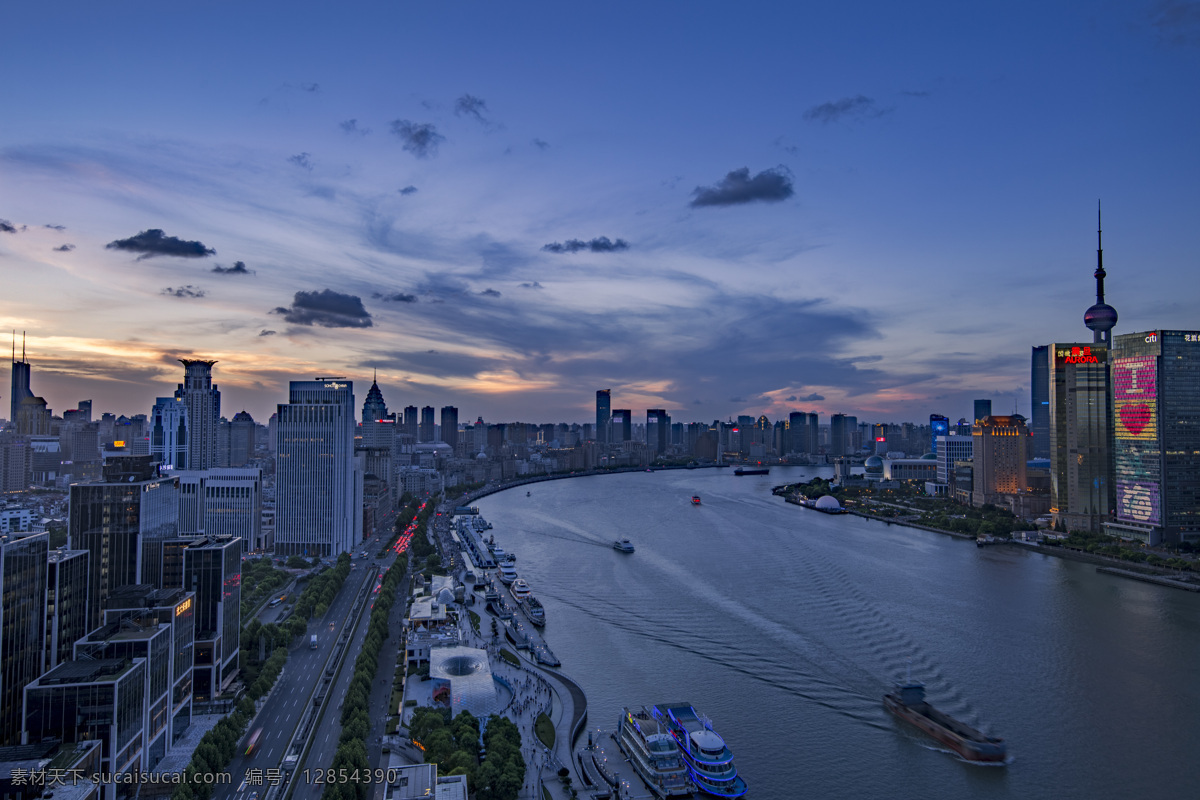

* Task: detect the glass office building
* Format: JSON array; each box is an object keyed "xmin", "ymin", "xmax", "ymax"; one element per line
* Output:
[
  {"xmin": 1046, "ymin": 342, "xmax": 1112, "ymax": 533},
  {"xmin": 1104, "ymin": 330, "xmax": 1200, "ymax": 545}
]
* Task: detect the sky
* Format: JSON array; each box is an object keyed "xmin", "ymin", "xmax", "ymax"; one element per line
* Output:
[{"xmin": 1, "ymin": 1, "xmax": 1198, "ymax": 426}]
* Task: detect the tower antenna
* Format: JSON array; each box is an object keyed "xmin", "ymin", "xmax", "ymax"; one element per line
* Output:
[{"xmin": 22, "ymin": 331, "xmax": 25, "ymax": 362}]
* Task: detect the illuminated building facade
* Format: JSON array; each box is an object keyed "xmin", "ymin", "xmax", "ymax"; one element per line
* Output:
[
  {"xmin": 971, "ymin": 415, "xmax": 1029, "ymax": 507},
  {"xmin": 930, "ymin": 415, "xmax": 949, "ymax": 457},
  {"xmin": 1046, "ymin": 342, "xmax": 1112, "ymax": 532},
  {"xmin": 1104, "ymin": 330, "xmax": 1200, "ymax": 545}
]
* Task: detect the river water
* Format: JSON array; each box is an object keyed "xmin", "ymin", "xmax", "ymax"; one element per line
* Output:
[{"xmin": 475, "ymin": 467, "xmax": 1200, "ymax": 800}]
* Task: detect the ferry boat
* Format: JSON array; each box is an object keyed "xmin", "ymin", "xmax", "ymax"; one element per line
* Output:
[
  {"xmin": 617, "ymin": 707, "xmax": 697, "ymax": 797},
  {"xmin": 497, "ymin": 562, "xmax": 519, "ymax": 585},
  {"xmin": 883, "ymin": 679, "xmax": 1007, "ymax": 764},
  {"xmin": 653, "ymin": 703, "xmax": 748, "ymax": 797},
  {"xmin": 510, "ymin": 578, "xmax": 531, "ymax": 602},
  {"xmin": 523, "ymin": 595, "xmax": 546, "ymax": 626},
  {"xmin": 733, "ymin": 467, "xmax": 769, "ymax": 476},
  {"xmin": 691, "ymin": 496, "xmax": 702, "ymax": 505},
  {"xmin": 613, "ymin": 538, "xmax": 636, "ymax": 553}
]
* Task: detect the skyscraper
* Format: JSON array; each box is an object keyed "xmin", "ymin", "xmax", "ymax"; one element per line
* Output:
[
  {"xmin": 1031, "ymin": 345, "xmax": 1050, "ymax": 459},
  {"xmin": 646, "ymin": 409, "xmax": 669, "ymax": 455},
  {"xmin": 8, "ymin": 333, "xmax": 33, "ymax": 429},
  {"xmin": 596, "ymin": 390, "xmax": 611, "ymax": 444},
  {"xmin": 0, "ymin": 530, "xmax": 49, "ymax": 746},
  {"xmin": 973, "ymin": 399, "xmax": 992, "ymax": 426},
  {"xmin": 419, "ymin": 406, "xmax": 435, "ymax": 443},
  {"xmin": 971, "ymin": 415, "xmax": 1029, "ymax": 506},
  {"xmin": 362, "ymin": 373, "xmax": 389, "ymax": 423},
  {"xmin": 229, "ymin": 411, "xmax": 255, "ymax": 466},
  {"xmin": 69, "ymin": 455, "xmax": 180, "ymax": 629},
  {"xmin": 403, "ymin": 405, "xmax": 418, "ymax": 442},
  {"xmin": 274, "ymin": 379, "xmax": 360, "ymax": 556},
  {"xmin": 440, "ymin": 406, "xmax": 459, "ymax": 449},
  {"xmin": 611, "ymin": 409, "xmax": 632, "ymax": 443},
  {"xmin": 175, "ymin": 360, "xmax": 221, "ymax": 469},
  {"xmin": 1105, "ymin": 330, "xmax": 1200, "ymax": 545},
  {"xmin": 9, "ymin": 334, "xmax": 51, "ymax": 435},
  {"xmin": 929, "ymin": 415, "xmax": 949, "ymax": 457}
]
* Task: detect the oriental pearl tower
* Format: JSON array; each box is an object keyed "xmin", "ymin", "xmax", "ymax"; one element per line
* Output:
[{"xmin": 1084, "ymin": 202, "xmax": 1118, "ymax": 345}]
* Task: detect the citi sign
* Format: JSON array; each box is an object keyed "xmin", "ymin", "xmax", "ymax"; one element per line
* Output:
[{"xmin": 1145, "ymin": 333, "xmax": 1158, "ymax": 343}]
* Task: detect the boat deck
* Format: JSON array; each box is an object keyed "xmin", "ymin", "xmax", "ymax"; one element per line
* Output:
[{"xmin": 575, "ymin": 731, "xmax": 657, "ymax": 800}]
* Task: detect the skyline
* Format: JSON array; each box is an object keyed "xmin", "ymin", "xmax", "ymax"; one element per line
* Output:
[{"xmin": 2, "ymin": 2, "xmax": 1198, "ymax": 423}]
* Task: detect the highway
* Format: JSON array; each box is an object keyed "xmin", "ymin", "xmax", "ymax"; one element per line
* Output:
[{"xmin": 216, "ymin": 535, "xmax": 395, "ymax": 800}]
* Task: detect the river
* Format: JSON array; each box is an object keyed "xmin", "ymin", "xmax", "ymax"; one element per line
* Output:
[{"xmin": 474, "ymin": 467, "xmax": 1200, "ymax": 799}]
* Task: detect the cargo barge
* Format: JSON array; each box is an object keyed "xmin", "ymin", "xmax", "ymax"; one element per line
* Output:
[{"xmin": 884, "ymin": 680, "xmax": 1007, "ymax": 764}]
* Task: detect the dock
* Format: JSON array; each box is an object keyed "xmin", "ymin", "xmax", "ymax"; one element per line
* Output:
[
  {"xmin": 574, "ymin": 730, "xmax": 655, "ymax": 800},
  {"xmin": 504, "ymin": 596, "xmax": 561, "ymax": 666}
]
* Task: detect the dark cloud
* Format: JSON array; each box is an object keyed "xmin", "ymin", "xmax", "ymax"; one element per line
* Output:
[
  {"xmin": 288, "ymin": 152, "xmax": 313, "ymax": 171},
  {"xmin": 373, "ymin": 291, "xmax": 417, "ymax": 303},
  {"xmin": 786, "ymin": 395, "xmax": 797, "ymax": 401},
  {"xmin": 272, "ymin": 289, "xmax": 373, "ymax": 328},
  {"xmin": 259, "ymin": 330, "xmax": 276, "ymax": 337},
  {"xmin": 106, "ymin": 229, "xmax": 216, "ymax": 259},
  {"xmin": 44, "ymin": 224, "xmax": 66, "ymax": 231},
  {"xmin": 542, "ymin": 236, "xmax": 630, "ymax": 254},
  {"xmin": 729, "ymin": 396, "xmax": 746, "ymax": 403},
  {"xmin": 0, "ymin": 219, "xmax": 17, "ymax": 233},
  {"xmin": 212, "ymin": 261, "xmax": 253, "ymax": 275},
  {"xmin": 300, "ymin": 82, "xmax": 320, "ymax": 93},
  {"xmin": 519, "ymin": 281, "xmax": 544, "ymax": 290},
  {"xmin": 161, "ymin": 285, "xmax": 206, "ymax": 299},
  {"xmin": 690, "ymin": 167, "xmax": 794, "ymax": 207},
  {"xmin": 389, "ymin": 120, "xmax": 445, "ymax": 158},
  {"xmin": 454, "ymin": 94, "xmax": 490, "ymax": 124},
  {"xmin": 480, "ymin": 288, "xmax": 502, "ymax": 298},
  {"xmin": 803, "ymin": 95, "xmax": 881, "ymax": 123},
  {"xmin": 340, "ymin": 119, "xmax": 370, "ymax": 135},
  {"xmin": 53, "ymin": 244, "xmax": 75, "ymax": 252},
  {"xmin": 797, "ymin": 393, "xmax": 825, "ymax": 402},
  {"xmin": 399, "ymin": 185, "xmax": 418, "ymax": 195},
  {"xmin": 1151, "ymin": 1, "xmax": 1200, "ymax": 46},
  {"xmin": 531, "ymin": 138, "xmax": 549, "ymax": 151}
]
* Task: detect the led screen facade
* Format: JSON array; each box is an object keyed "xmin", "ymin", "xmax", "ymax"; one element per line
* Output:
[{"xmin": 1112, "ymin": 355, "xmax": 1161, "ymax": 526}]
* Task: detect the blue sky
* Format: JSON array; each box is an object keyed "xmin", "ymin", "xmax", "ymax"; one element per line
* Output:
[{"xmin": 1, "ymin": 2, "xmax": 1197, "ymax": 425}]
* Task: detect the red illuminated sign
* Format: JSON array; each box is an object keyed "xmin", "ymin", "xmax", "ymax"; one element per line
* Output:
[{"xmin": 1056, "ymin": 345, "xmax": 1102, "ymax": 365}]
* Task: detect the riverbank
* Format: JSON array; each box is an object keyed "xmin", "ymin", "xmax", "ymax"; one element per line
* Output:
[{"xmin": 454, "ymin": 462, "xmax": 728, "ymax": 506}]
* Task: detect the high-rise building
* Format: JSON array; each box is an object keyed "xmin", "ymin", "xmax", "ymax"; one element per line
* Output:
[
  {"xmin": 973, "ymin": 399, "xmax": 992, "ymax": 426},
  {"xmin": 830, "ymin": 414, "xmax": 858, "ymax": 456},
  {"xmin": 274, "ymin": 380, "xmax": 361, "ymax": 556},
  {"xmin": 596, "ymin": 390, "xmax": 611, "ymax": 444},
  {"xmin": 181, "ymin": 535, "xmax": 241, "ymax": 699},
  {"xmin": 935, "ymin": 434, "xmax": 974, "ymax": 485},
  {"xmin": 0, "ymin": 531, "xmax": 49, "ymax": 746},
  {"xmin": 403, "ymin": 405, "xmax": 418, "ymax": 442},
  {"xmin": 419, "ymin": 406, "xmax": 435, "ymax": 443},
  {"xmin": 929, "ymin": 415, "xmax": 949, "ymax": 457},
  {"xmin": 172, "ymin": 468, "xmax": 263, "ymax": 550},
  {"xmin": 440, "ymin": 406, "xmax": 458, "ymax": 449},
  {"xmin": 611, "ymin": 409, "xmax": 632, "ymax": 443},
  {"xmin": 362, "ymin": 374, "xmax": 389, "ymax": 423},
  {"xmin": 971, "ymin": 415, "xmax": 1029, "ymax": 506},
  {"xmin": 229, "ymin": 411, "xmax": 255, "ymax": 467},
  {"xmin": 70, "ymin": 455, "xmax": 180, "ymax": 629},
  {"xmin": 1046, "ymin": 342, "xmax": 1112, "ymax": 532},
  {"xmin": 1031, "ymin": 346, "xmax": 1050, "ymax": 459},
  {"xmin": 1104, "ymin": 330, "xmax": 1200, "ymax": 545},
  {"xmin": 0, "ymin": 432, "xmax": 32, "ymax": 494},
  {"xmin": 174, "ymin": 360, "xmax": 221, "ymax": 470},
  {"xmin": 45, "ymin": 547, "xmax": 89, "ymax": 673},
  {"xmin": 646, "ymin": 410, "xmax": 669, "ymax": 455}
]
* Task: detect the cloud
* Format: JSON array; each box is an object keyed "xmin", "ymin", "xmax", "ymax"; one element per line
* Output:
[
  {"xmin": 803, "ymin": 95, "xmax": 882, "ymax": 123},
  {"xmin": 212, "ymin": 261, "xmax": 253, "ymax": 275},
  {"xmin": 259, "ymin": 330, "xmax": 276, "ymax": 336},
  {"xmin": 161, "ymin": 285, "xmax": 206, "ymax": 298},
  {"xmin": 44, "ymin": 223, "xmax": 66, "ymax": 231},
  {"xmin": 797, "ymin": 393, "xmax": 825, "ymax": 402},
  {"xmin": 519, "ymin": 281, "xmax": 544, "ymax": 290},
  {"xmin": 106, "ymin": 229, "xmax": 216, "ymax": 259},
  {"xmin": 272, "ymin": 289, "xmax": 373, "ymax": 328},
  {"xmin": 729, "ymin": 396, "xmax": 746, "ymax": 403},
  {"xmin": 480, "ymin": 288, "xmax": 502, "ymax": 297},
  {"xmin": 373, "ymin": 291, "xmax": 417, "ymax": 303},
  {"xmin": 389, "ymin": 120, "xmax": 445, "ymax": 158},
  {"xmin": 300, "ymin": 82, "xmax": 320, "ymax": 93},
  {"xmin": 288, "ymin": 152, "xmax": 313, "ymax": 171},
  {"xmin": 1151, "ymin": 1, "xmax": 1200, "ymax": 46},
  {"xmin": 53, "ymin": 244, "xmax": 75, "ymax": 252},
  {"xmin": 532, "ymin": 138, "xmax": 549, "ymax": 151},
  {"xmin": 340, "ymin": 119, "xmax": 370, "ymax": 135},
  {"xmin": 0, "ymin": 219, "xmax": 17, "ymax": 233},
  {"xmin": 398, "ymin": 185, "xmax": 418, "ymax": 195},
  {"xmin": 786, "ymin": 395, "xmax": 797, "ymax": 401},
  {"xmin": 454, "ymin": 94, "xmax": 490, "ymax": 125},
  {"xmin": 690, "ymin": 167, "xmax": 794, "ymax": 207},
  {"xmin": 542, "ymin": 236, "xmax": 630, "ymax": 254}
]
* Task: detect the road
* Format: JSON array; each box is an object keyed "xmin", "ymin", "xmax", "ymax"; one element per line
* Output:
[{"xmin": 216, "ymin": 537, "xmax": 393, "ymax": 800}]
